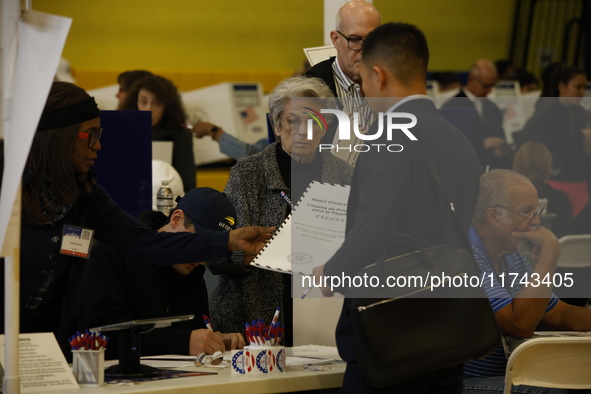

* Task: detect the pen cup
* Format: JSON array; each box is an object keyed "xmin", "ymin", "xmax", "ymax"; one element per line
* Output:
[
  {"xmin": 231, "ymin": 346, "xmax": 286, "ymax": 374},
  {"xmin": 72, "ymin": 348, "xmax": 105, "ymax": 387}
]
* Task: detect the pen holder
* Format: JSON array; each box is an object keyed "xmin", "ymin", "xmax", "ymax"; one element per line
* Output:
[
  {"xmin": 231, "ymin": 346, "xmax": 286, "ymax": 374},
  {"xmin": 72, "ymin": 349, "xmax": 105, "ymax": 387}
]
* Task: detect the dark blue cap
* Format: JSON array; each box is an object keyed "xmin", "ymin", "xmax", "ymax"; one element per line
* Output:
[{"xmin": 176, "ymin": 187, "xmax": 236, "ymax": 232}]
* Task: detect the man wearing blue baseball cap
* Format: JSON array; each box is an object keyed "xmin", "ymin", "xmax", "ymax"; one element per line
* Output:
[{"xmin": 77, "ymin": 187, "xmax": 244, "ymax": 360}]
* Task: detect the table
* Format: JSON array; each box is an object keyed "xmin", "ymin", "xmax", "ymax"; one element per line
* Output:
[{"xmin": 71, "ymin": 362, "xmax": 345, "ymax": 394}]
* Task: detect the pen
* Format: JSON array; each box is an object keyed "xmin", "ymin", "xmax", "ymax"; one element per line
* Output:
[
  {"xmin": 202, "ymin": 314, "xmax": 213, "ymax": 331},
  {"xmin": 142, "ymin": 357, "xmax": 198, "ymax": 362},
  {"xmin": 301, "ymin": 286, "xmax": 313, "ymax": 299},
  {"xmin": 280, "ymin": 191, "xmax": 293, "ymax": 209},
  {"xmin": 270, "ymin": 307, "xmax": 280, "ymax": 326}
]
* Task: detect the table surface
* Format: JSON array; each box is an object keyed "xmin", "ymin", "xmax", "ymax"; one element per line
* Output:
[{"xmin": 69, "ymin": 362, "xmax": 346, "ymax": 394}]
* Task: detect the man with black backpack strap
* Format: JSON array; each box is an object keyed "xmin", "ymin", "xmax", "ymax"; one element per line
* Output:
[{"xmin": 312, "ymin": 22, "xmax": 484, "ymax": 393}]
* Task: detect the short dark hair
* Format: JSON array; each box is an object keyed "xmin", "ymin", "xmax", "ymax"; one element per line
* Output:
[
  {"xmin": 120, "ymin": 75, "xmax": 186, "ymax": 130},
  {"xmin": 515, "ymin": 69, "xmax": 539, "ymax": 88},
  {"xmin": 361, "ymin": 22, "xmax": 429, "ymax": 83},
  {"xmin": 495, "ymin": 60, "xmax": 513, "ymax": 77},
  {"xmin": 117, "ymin": 70, "xmax": 153, "ymax": 92}
]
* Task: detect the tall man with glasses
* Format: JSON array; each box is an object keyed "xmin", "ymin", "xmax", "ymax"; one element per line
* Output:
[
  {"xmin": 464, "ymin": 169, "xmax": 591, "ymax": 394},
  {"xmin": 441, "ymin": 58, "xmax": 511, "ymax": 170},
  {"xmin": 305, "ymin": 0, "xmax": 381, "ymax": 166}
]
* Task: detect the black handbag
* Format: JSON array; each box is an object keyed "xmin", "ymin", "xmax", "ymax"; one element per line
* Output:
[{"xmin": 348, "ymin": 149, "xmax": 501, "ymax": 388}]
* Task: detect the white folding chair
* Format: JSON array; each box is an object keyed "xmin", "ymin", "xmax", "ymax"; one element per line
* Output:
[
  {"xmin": 557, "ymin": 235, "xmax": 591, "ymax": 268},
  {"xmin": 504, "ymin": 337, "xmax": 591, "ymax": 393},
  {"xmin": 554, "ymin": 235, "xmax": 591, "ymax": 306}
]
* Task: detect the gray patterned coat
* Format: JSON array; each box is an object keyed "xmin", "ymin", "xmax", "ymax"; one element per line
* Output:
[{"xmin": 208, "ymin": 142, "xmax": 353, "ymax": 336}]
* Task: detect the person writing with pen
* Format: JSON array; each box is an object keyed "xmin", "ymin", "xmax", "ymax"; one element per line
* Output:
[{"xmin": 78, "ymin": 187, "xmax": 245, "ymax": 359}]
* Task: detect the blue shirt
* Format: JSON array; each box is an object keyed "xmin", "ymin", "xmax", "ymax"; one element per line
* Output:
[
  {"xmin": 463, "ymin": 226, "xmax": 559, "ymax": 378},
  {"xmin": 219, "ymin": 134, "xmax": 268, "ymax": 160}
]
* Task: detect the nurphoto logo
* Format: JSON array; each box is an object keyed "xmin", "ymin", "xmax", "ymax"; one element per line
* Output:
[{"xmin": 306, "ymin": 109, "xmax": 418, "ymax": 153}]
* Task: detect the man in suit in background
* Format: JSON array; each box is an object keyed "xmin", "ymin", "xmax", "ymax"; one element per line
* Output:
[
  {"xmin": 441, "ymin": 58, "xmax": 511, "ymax": 169},
  {"xmin": 313, "ymin": 23, "xmax": 482, "ymax": 393}
]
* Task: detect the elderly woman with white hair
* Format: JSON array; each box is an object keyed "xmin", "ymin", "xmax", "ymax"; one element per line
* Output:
[{"xmin": 208, "ymin": 76, "xmax": 353, "ymax": 343}]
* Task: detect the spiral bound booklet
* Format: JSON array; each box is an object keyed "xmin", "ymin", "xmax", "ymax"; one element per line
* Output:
[{"xmin": 252, "ymin": 181, "xmax": 350, "ymax": 275}]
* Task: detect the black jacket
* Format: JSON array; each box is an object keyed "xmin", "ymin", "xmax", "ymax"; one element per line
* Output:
[
  {"xmin": 521, "ymin": 100, "xmax": 591, "ymax": 183},
  {"xmin": 535, "ymin": 181, "xmax": 575, "ymax": 239},
  {"xmin": 324, "ymin": 98, "xmax": 481, "ymax": 363},
  {"xmin": 305, "ymin": 57, "xmax": 338, "ymax": 97},
  {"xmin": 78, "ymin": 241, "xmax": 209, "ymax": 360},
  {"xmin": 305, "ymin": 57, "xmax": 340, "ymax": 145},
  {"xmin": 440, "ymin": 90, "xmax": 507, "ymax": 169},
  {"xmin": 0, "ymin": 178, "xmax": 228, "ymax": 360}
]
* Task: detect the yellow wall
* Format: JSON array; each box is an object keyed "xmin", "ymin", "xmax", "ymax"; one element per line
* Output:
[
  {"xmin": 33, "ymin": 0, "xmax": 515, "ymax": 92},
  {"xmin": 375, "ymin": 0, "xmax": 515, "ymax": 70}
]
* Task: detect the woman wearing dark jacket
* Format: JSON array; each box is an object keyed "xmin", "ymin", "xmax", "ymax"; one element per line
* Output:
[
  {"xmin": 522, "ymin": 66, "xmax": 591, "ymax": 216},
  {"xmin": 121, "ymin": 75, "xmax": 196, "ymax": 191}
]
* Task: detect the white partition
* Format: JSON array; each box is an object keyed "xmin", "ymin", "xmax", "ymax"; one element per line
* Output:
[
  {"xmin": 292, "ymin": 276, "xmax": 343, "ymax": 347},
  {"xmin": 88, "ymin": 84, "xmax": 119, "ymax": 111},
  {"xmin": 293, "ymin": 297, "xmax": 342, "ymax": 347},
  {"xmin": 490, "ymin": 80, "xmax": 523, "ymax": 144}
]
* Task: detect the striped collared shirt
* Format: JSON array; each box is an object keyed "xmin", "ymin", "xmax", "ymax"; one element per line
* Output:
[
  {"xmin": 330, "ymin": 58, "xmax": 375, "ymax": 166},
  {"xmin": 331, "ymin": 58, "xmax": 374, "ymax": 132},
  {"xmin": 463, "ymin": 226, "xmax": 559, "ymax": 378}
]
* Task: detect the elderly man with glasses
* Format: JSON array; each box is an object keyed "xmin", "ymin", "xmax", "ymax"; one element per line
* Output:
[
  {"xmin": 441, "ymin": 58, "xmax": 511, "ymax": 171},
  {"xmin": 305, "ymin": 0, "xmax": 381, "ymax": 166},
  {"xmin": 463, "ymin": 169, "xmax": 591, "ymax": 394}
]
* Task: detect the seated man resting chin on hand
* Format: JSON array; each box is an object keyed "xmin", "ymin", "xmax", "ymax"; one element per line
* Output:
[
  {"xmin": 77, "ymin": 187, "xmax": 245, "ymax": 360},
  {"xmin": 463, "ymin": 169, "xmax": 591, "ymax": 394}
]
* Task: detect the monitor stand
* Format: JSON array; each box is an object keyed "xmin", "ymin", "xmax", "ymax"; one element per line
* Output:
[{"xmin": 104, "ymin": 324, "xmax": 162, "ymax": 378}]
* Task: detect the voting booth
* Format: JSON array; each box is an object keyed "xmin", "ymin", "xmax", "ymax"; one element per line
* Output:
[
  {"xmin": 183, "ymin": 83, "xmax": 268, "ymax": 165},
  {"xmin": 88, "ymin": 84, "xmax": 119, "ymax": 111},
  {"xmin": 94, "ymin": 111, "xmax": 153, "ymax": 218},
  {"xmin": 490, "ymin": 80, "xmax": 523, "ymax": 144}
]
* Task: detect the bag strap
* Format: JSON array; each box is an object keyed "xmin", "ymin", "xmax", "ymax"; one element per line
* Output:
[{"xmin": 413, "ymin": 144, "xmax": 472, "ymax": 251}]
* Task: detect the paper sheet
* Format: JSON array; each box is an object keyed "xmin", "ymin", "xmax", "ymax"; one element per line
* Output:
[
  {"xmin": 286, "ymin": 357, "xmax": 338, "ymax": 367},
  {"xmin": 290, "ymin": 345, "xmax": 342, "ymax": 361},
  {"xmin": 0, "ymin": 333, "xmax": 78, "ymax": 392},
  {"xmin": 252, "ymin": 181, "xmax": 350, "ymax": 275},
  {"xmin": 0, "ymin": 10, "xmax": 72, "ymax": 255},
  {"xmin": 504, "ymin": 331, "xmax": 591, "ymax": 355},
  {"xmin": 105, "ymin": 354, "xmax": 231, "ymax": 369}
]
